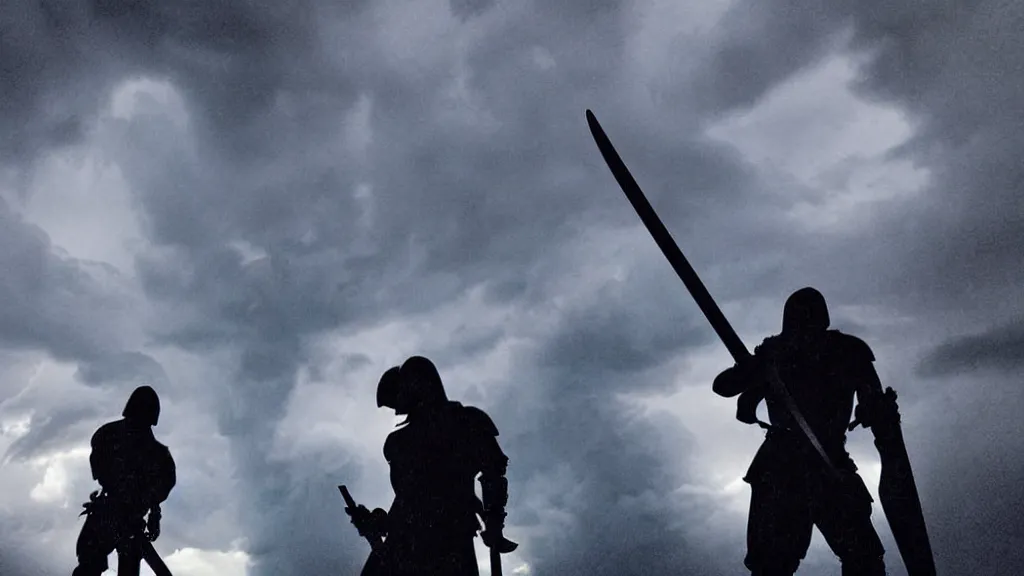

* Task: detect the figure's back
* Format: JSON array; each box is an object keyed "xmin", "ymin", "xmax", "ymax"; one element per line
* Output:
[
  {"xmin": 384, "ymin": 402, "xmax": 490, "ymax": 538},
  {"xmin": 91, "ymin": 419, "xmax": 175, "ymax": 508},
  {"xmin": 758, "ymin": 330, "xmax": 869, "ymax": 449}
]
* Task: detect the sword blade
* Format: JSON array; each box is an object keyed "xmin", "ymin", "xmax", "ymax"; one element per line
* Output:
[
  {"xmin": 585, "ymin": 109, "xmax": 839, "ymax": 478},
  {"xmin": 140, "ymin": 540, "xmax": 174, "ymax": 576},
  {"xmin": 490, "ymin": 545, "xmax": 502, "ymax": 576},
  {"xmin": 585, "ymin": 109, "xmax": 750, "ymax": 362}
]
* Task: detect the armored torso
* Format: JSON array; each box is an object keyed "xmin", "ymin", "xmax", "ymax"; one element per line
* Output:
[{"xmin": 91, "ymin": 419, "xmax": 175, "ymax": 510}]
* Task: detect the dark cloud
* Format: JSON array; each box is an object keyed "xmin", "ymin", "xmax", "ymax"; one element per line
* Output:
[
  {"xmin": 917, "ymin": 319, "xmax": 1024, "ymax": 377},
  {"xmin": 74, "ymin": 351, "xmax": 170, "ymax": 387},
  {"xmin": 537, "ymin": 273, "xmax": 713, "ymax": 386},
  {"xmin": 2, "ymin": 0, "xmax": 1023, "ymax": 574},
  {"xmin": 2, "ymin": 405, "xmax": 101, "ymax": 464},
  {"xmin": 449, "ymin": 0, "xmax": 494, "ymax": 21},
  {"xmin": 0, "ymin": 0, "xmax": 115, "ymax": 166},
  {"xmin": 693, "ymin": 0, "xmax": 1024, "ymax": 314},
  {"xmin": 79, "ymin": 2, "xmax": 767, "ymax": 571},
  {"xmin": 0, "ymin": 197, "xmax": 131, "ymax": 362},
  {"xmin": 498, "ymin": 364, "xmax": 730, "ymax": 575},
  {"xmin": 485, "ymin": 263, "xmax": 730, "ymax": 574},
  {"xmin": 687, "ymin": 2, "xmax": 846, "ymax": 117}
]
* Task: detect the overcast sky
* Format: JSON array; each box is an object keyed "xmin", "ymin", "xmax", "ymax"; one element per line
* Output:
[{"xmin": 1, "ymin": 0, "xmax": 1022, "ymax": 575}]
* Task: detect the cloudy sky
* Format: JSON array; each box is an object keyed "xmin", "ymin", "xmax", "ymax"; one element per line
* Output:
[{"xmin": 1, "ymin": 0, "xmax": 1022, "ymax": 574}]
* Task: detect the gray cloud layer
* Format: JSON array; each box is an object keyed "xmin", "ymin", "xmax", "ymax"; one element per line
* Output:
[{"xmin": 1, "ymin": 0, "xmax": 1022, "ymax": 574}]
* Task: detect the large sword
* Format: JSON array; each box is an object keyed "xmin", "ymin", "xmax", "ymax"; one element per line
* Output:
[
  {"xmin": 141, "ymin": 540, "xmax": 173, "ymax": 576},
  {"xmin": 584, "ymin": 109, "xmax": 838, "ymax": 478},
  {"xmin": 586, "ymin": 109, "xmax": 937, "ymax": 575}
]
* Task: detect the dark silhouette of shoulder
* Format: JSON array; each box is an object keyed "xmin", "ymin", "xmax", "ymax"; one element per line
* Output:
[
  {"xmin": 825, "ymin": 330, "xmax": 876, "ymax": 363},
  {"xmin": 458, "ymin": 404, "xmax": 500, "ymax": 437}
]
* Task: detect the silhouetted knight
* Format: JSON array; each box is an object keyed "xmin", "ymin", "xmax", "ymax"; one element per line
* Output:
[
  {"xmin": 345, "ymin": 356, "xmax": 518, "ymax": 576},
  {"xmin": 73, "ymin": 385, "xmax": 176, "ymax": 576},
  {"xmin": 585, "ymin": 109, "xmax": 934, "ymax": 576},
  {"xmin": 715, "ymin": 288, "xmax": 898, "ymax": 575}
]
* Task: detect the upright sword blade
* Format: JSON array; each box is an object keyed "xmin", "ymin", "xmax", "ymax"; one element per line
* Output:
[
  {"xmin": 584, "ymin": 109, "xmax": 838, "ymax": 478},
  {"xmin": 490, "ymin": 546, "xmax": 503, "ymax": 576}
]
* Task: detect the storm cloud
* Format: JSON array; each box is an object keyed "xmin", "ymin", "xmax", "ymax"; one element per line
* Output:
[{"xmin": 1, "ymin": 0, "xmax": 1022, "ymax": 575}]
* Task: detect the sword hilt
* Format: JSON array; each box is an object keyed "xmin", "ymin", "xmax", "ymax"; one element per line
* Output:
[
  {"xmin": 338, "ymin": 485, "xmax": 357, "ymax": 510},
  {"xmin": 338, "ymin": 485, "xmax": 385, "ymax": 553}
]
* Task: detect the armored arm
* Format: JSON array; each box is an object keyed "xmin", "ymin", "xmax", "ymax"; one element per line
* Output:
[
  {"xmin": 715, "ymin": 342, "xmax": 770, "ymax": 426},
  {"xmin": 842, "ymin": 335, "xmax": 903, "ymax": 441},
  {"xmin": 145, "ymin": 444, "xmax": 176, "ymax": 542},
  {"xmin": 479, "ymin": 439, "xmax": 510, "ymax": 529},
  {"xmin": 152, "ymin": 445, "xmax": 177, "ymax": 505},
  {"xmin": 474, "ymin": 417, "xmax": 509, "ymax": 531},
  {"xmin": 713, "ymin": 364, "xmax": 753, "ymax": 398},
  {"xmin": 89, "ymin": 426, "xmax": 113, "ymax": 487},
  {"xmin": 465, "ymin": 407, "xmax": 518, "ymax": 553},
  {"xmin": 713, "ymin": 340, "xmax": 770, "ymax": 399}
]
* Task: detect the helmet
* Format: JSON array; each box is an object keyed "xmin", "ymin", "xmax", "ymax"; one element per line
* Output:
[
  {"xmin": 397, "ymin": 356, "xmax": 448, "ymax": 413},
  {"xmin": 376, "ymin": 366, "xmax": 402, "ymax": 409},
  {"xmin": 782, "ymin": 287, "xmax": 830, "ymax": 334},
  {"xmin": 122, "ymin": 385, "xmax": 160, "ymax": 426}
]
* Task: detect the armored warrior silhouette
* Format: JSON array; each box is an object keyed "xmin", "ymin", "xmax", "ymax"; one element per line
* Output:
[
  {"xmin": 713, "ymin": 288, "xmax": 891, "ymax": 575},
  {"xmin": 584, "ymin": 109, "xmax": 934, "ymax": 576},
  {"xmin": 73, "ymin": 385, "xmax": 176, "ymax": 576},
  {"xmin": 346, "ymin": 356, "xmax": 517, "ymax": 576}
]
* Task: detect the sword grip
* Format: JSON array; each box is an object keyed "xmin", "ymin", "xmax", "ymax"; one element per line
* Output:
[
  {"xmin": 338, "ymin": 485, "xmax": 357, "ymax": 510},
  {"xmin": 339, "ymin": 485, "xmax": 385, "ymax": 553}
]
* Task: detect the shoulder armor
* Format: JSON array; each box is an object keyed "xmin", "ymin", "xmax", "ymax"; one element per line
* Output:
[
  {"xmin": 91, "ymin": 421, "xmax": 117, "ymax": 444},
  {"xmin": 461, "ymin": 406, "xmax": 500, "ymax": 437},
  {"xmin": 157, "ymin": 441, "xmax": 174, "ymax": 463},
  {"xmin": 754, "ymin": 335, "xmax": 783, "ymax": 357},
  {"xmin": 829, "ymin": 330, "xmax": 875, "ymax": 362}
]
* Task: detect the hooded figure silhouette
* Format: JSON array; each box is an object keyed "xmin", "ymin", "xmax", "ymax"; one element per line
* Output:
[
  {"xmin": 73, "ymin": 386, "xmax": 176, "ymax": 576},
  {"xmin": 349, "ymin": 357, "xmax": 517, "ymax": 575},
  {"xmin": 712, "ymin": 288, "xmax": 887, "ymax": 576}
]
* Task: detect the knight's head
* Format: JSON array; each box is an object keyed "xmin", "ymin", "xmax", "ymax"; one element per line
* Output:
[
  {"xmin": 782, "ymin": 287, "xmax": 831, "ymax": 336},
  {"xmin": 122, "ymin": 385, "xmax": 161, "ymax": 427},
  {"xmin": 396, "ymin": 355, "xmax": 448, "ymax": 414}
]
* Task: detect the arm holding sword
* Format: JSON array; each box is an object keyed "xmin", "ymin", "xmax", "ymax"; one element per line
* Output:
[
  {"xmin": 339, "ymin": 485, "xmax": 387, "ymax": 550},
  {"xmin": 713, "ymin": 347, "xmax": 775, "ymax": 430}
]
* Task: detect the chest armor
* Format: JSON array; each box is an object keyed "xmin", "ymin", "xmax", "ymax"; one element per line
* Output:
[{"xmin": 762, "ymin": 334, "xmax": 856, "ymax": 444}]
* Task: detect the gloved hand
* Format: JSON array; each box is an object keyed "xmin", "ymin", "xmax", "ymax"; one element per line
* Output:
[
  {"xmin": 79, "ymin": 490, "xmax": 101, "ymax": 517},
  {"xmin": 851, "ymin": 387, "xmax": 901, "ymax": 432},
  {"xmin": 480, "ymin": 511, "xmax": 518, "ymax": 554},
  {"xmin": 481, "ymin": 528, "xmax": 519, "ymax": 554},
  {"xmin": 346, "ymin": 505, "xmax": 387, "ymax": 538}
]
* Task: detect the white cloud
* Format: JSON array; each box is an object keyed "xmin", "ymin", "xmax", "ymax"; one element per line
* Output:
[
  {"xmin": 100, "ymin": 542, "xmax": 252, "ymax": 576},
  {"xmin": 29, "ymin": 446, "xmax": 90, "ymax": 506},
  {"xmin": 705, "ymin": 50, "xmax": 930, "ymax": 234}
]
